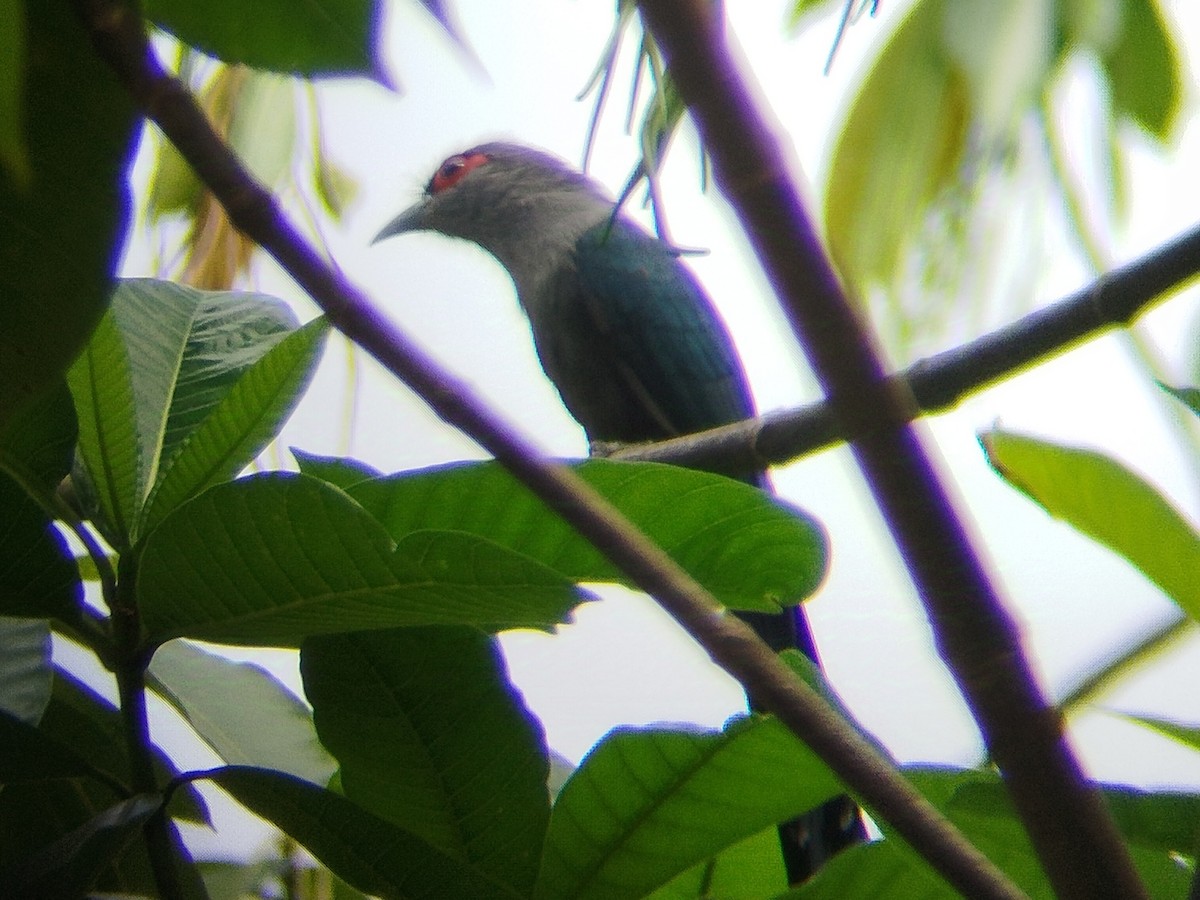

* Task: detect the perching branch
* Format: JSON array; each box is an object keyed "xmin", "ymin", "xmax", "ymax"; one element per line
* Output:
[
  {"xmin": 71, "ymin": 1, "xmax": 1027, "ymax": 897},
  {"xmin": 606, "ymin": 219, "xmax": 1200, "ymax": 475},
  {"xmin": 636, "ymin": 2, "xmax": 1146, "ymax": 899}
]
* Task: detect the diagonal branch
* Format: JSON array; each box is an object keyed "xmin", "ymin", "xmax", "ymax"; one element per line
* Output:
[
  {"xmin": 71, "ymin": 0, "xmax": 1024, "ymax": 897},
  {"xmin": 636, "ymin": 2, "xmax": 1147, "ymax": 899},
  {"xmin": 606, "ymin": 220, "xmax": 1200, "ymax": 475}
]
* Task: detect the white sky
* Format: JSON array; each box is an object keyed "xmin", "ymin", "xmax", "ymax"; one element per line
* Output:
[{"xmin": 100, "ymin": 0, "xmax": 1200, "ymax": 862}]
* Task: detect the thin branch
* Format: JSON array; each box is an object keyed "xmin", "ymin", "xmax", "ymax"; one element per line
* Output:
[
  {"xmin": 72, "ymin": 1, "xmax": 1024, "ymax": 896},
  {"xmin": 636, "ymin": 3, "xmax": 1146, "ymax": 899},
  {"xmin": 605, "ymin": 217, "xmax": 1200, "ymax": 475}
]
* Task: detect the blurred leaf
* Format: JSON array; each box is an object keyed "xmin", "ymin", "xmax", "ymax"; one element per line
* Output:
[
  {"xmin": 314, "ymin": 150, "xmax": 359, "ymax": 219},
  {"xmin": 0, "ymin": 380, "xmax": 77, "ymax": 498},
  {"xmin": 347, "ymin": 459, "xmax": 827, "ymax": 613},
  {"xmin": 824, "ymin": 0, "xmax": 968, "ymax": 293},
  {"xmin": 145, "ymin": 0, "xmax": 389, "ymax": 82},
  {"xmin": 982, "ymin": 429, "xmax": 1200, "ymax": 621},
  {"xmin": 535, "ymin": 717, "xmax": 842, "ymax": 900},
  {"xmin": 0, "ymin": 1, "xmax": 137, "ymax": 427},
  {"xmin": 1099, "ymin": 0, "xmax": 1181, "ymax": 139},
  {"xmin": 0, "ymin": 474, "xmax": 80, "ymax": 620},
  {"xmin": 149, "ymin": 639, "xmax": 337, "ymax": 785},
  {"xmin": 140, "ymin": 315, "xmax": 328, "ymax": 536},
  {"xmin": 147, "ymin": 129, "xmax": 201, "ymax": 220},
  {"xmin": 293, "ymin": 447, "xmax": 382, "ymax": 489},
  {"xmin": 1161, "ymin": 383, "xmax": 1200, "ymax": 418},
  {"xmin": 0, "ymin": 617, "xmax": 50, "ymax": 724},
  {"xmin": 203, "ymin": 766, "xmax": 525, "ymax": 897},
  {"xmin": 790, "ymin": 838, "xmax": 949, "ymax": 899},
  {"xmin": 139, "ymin": 472, "xmax": 584, "ymax": 646},
  {"xmin": 0, "ymin": 793, "xmax": 160, "ymax": 899},
  {"xmin": 0, "ymin": 0, "xmax": 26, "ymax": 183},
  {"xmin": 303, "ymin": 626, "xmax": 549, "ymax": 896},
  {"xmin": 1119, "ymin": 712, "xmax": 1200, "ymax": 762}
]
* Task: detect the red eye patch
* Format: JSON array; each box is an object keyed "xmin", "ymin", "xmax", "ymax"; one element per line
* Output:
[{"xmin": 429, "ymin": 151, "xmax": 490, "ymax": 194}]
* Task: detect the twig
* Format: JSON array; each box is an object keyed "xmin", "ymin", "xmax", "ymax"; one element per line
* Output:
[
  {"xmin": 636, "ymin": 2, "xmax": 1146, "ymax": 898},
  {"xmin": 71, "ymin": 1, "xmax": 1025, "ymax": 896}
]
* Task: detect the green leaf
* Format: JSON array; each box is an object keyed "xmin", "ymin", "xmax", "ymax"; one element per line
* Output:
[
  {"xmin": 0, "ymin": 617, "xmax": 50, "ymax": 724},
  {"xmin": 68, "ymin": 279, "xmax": 303, "ymax": 546},
  {"xmin": 789, "ymin": 838, "xmax": 949, "ymax": 899},
  {"xmin": 138, "ymin": 472, "xmax": 583, "ymax": 646},
  {"xmin": 535, "ymin": 717, "xmax": 842, "ymax": 900},
  {"xmin": 1100, "ymin": 0, "xmax": 1181, "ymax": 139},
  {"xmin": 824, "ymin": 0, "xmax": 968, "ymax": 292},
  {"xmin": 981, "ymin": 429, "xmax": 1200, "ymax": 621},
  {"xmin": 294, "ymin": 447, "xmax": 382, "ymax": 490},
  {"xmin": 145, "ymin": 0, "xmax": 389, "ymax": 82},
  {"xmin": 67, "ymin": 309, "xmax": 141, "ymax": 545},
  {"xmin": 140, "ymin": 315, "xmax": 328, "ymax": 536},
  {"xmin": 0, "ymin": 474, "xmax": 80, "ymax": 620},
  {"xmin": 348, "ymin": 459, "xmax": 827, "ymax": 613},
  {"xmin": 913, "ymin": 768, "xmax": 1196, "ymax": 897},
  {"xmin": 0, "ymin": 1, "xmax": 137, "ymax": 428},
  {"xmin": 202, "ymin": 766, "xmax": 525, "ymax": 898},
  {"xmin": 148, "ymin": 639, "xmax": 336, "ymax": 785},
  {"xmin": 0, "ymin": 793, "xmax": 160, "ymax": 899},
  {"xmin": 302, "ymin": 627, "xmax": 550, "ymax": 897},
  {"xmin": 646, "ymin": 826, "xmax": 788, "ymax": 898}
]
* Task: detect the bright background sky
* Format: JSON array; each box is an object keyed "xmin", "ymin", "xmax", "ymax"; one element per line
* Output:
[{"xmin": 99, "ymin": 0, "xmax": 1200, "ymax": 861}]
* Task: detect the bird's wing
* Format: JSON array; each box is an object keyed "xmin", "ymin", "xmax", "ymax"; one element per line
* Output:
[{"xmin": 572, "ymin": 219, "xmax": 756, "ymax": 440}]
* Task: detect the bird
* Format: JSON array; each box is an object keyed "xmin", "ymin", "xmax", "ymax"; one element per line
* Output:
[{"xmin": 374, "ymin": 142, "xmax": 863, "ymax": 882}]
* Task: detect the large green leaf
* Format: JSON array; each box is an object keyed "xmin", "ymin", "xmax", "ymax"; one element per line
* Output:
[
  {"xmin": 334, "ymin": 458, "xmax": 827, "ymax": 613},
  {"xmin": 148, "ymin": 638, "xmax": 336, "ymax": 785},
  {"xmin": 302, "ymin": 626, "xmax": 550, "ymax": 897},
  {"xmin": 0, "ymin": 474, "xmax": 80, "ymax": 621},
  {"xmin": 534, "ymin": 716, "xmax": 842, "ymax": 900},
  {"xmin": 0, "ymin": 617, "xmax": 50, "ymax": 725},
  {"xmin": 982, "ymin": 429, "xmax": 1200, "ymax": 621},
  {"xmin": 68, "ymin": 279, "xmax": 313, "ymax": 546},
  {"xmin": 203, "ymin": 766, "xmax": 526, "ymax": 898},
  {"xmin": 0, "ymin": 1, "xmax": 137, "ymax": 428},
  {"xmin": 0, "ymin": 793, "xmax": 160, "ymax": 899},
  {"xmin": 140, "ymin": 315, "xmax": 328, "ymax": 536},
  {"xmin": 138, "ymin": 472, "xmax": 584, "ymax": 646},
  {"xmin": 145, "ymin": 0, "xmax": 388, "ymax": 82}
]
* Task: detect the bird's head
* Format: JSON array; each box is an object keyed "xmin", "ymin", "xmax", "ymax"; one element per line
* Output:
[{"xmin": 373, "ymin": 143, "xmax": 614, "ymax": 290}]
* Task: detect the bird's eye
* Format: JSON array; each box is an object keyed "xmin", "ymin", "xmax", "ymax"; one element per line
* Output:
[{"xmin": 428, "ymin": 151, "xmax": 489, "ymax": 194}]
